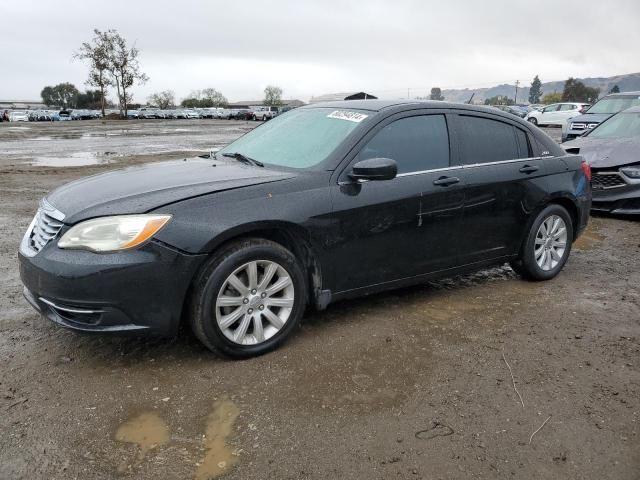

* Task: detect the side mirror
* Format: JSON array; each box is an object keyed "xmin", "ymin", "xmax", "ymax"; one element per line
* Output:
[{"xmin": 349, "ymin": 158, "xmax": 398, "ymax": 182}]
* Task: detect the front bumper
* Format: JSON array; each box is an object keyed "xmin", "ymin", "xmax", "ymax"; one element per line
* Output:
[
  {"xmin": 19, "ymin": 240, "xmax": 206, "ymax": 336},
  {"xmin": 591, "ymin": 184, "xmax": 640, "ymax": 215}
]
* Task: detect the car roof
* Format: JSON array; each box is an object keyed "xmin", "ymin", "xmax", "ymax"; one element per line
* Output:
[
  {"xmin": 302, "ymin": 99, "xmax": 522, "ymax": 115},
  {"xmin": 605, "ymin": 91, "xmax": 640, "ymax": 97}
]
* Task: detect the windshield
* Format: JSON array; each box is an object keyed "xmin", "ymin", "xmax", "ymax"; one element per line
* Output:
[
  {"xmin": 219, "ymin": 108, "xmax": 368, "ymax": 169},
  {"xmin": 588, "ymin": 112, "xmax": 640, "ymax": 138},
  {"xmin": 587, "ymin": 96, "xmax": 640, "ymax": 114}
]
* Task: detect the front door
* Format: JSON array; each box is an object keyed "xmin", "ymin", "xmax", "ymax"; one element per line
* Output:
[{"xmin": 324, "ymin": 112, "xmax": 465, "ymax": 293}]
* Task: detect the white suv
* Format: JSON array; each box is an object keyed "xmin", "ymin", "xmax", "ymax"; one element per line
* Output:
[{"xmin": 525, "ymin": 102, "xmax": 590, "ymax": 127}]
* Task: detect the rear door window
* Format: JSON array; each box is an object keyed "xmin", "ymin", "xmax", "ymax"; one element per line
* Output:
[
  {"xmin": 456, "ymin": 115, "xmax": 529, "ymax": 164},
  {"xmin": 559, "ymin": 104, "xmax": 576, "ymax": 111},
  {"xmin": 356, "ymin": 115, "xmax": 450, "ymax": 174}
]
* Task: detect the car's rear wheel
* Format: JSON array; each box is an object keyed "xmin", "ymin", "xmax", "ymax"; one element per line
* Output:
[
  {"xmin": 510, "ymin": 204, "xmax": 573, "ymax": 281},
  {"xmin": 189, "ymin": 238, "xmax": 307, "ymax": 358},
  {"xmin": 528, "ymin": 117, "xmax": 538, "ymax": 125}
]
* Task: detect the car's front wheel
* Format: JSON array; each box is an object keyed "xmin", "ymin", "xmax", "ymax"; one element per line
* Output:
[
  {"xmin": 510, "ymin": 204, "xmax": 573, "ymax": 281},
  {"xmin": 528, "ymin": 117, "xmax": 538, "ymax": 125},
  {"xmin": 189, "ymin": 238, "xmax": 307, "ymax": 358}
]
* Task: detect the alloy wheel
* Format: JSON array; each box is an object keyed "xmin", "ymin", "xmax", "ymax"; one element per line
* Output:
[
  {"xmin": 534, "ymin": 215, "xmax": 567, "ymax": 271},
  {"xmin": 215, "ymin": 260, "xmax": 295, "ymax": 345}
]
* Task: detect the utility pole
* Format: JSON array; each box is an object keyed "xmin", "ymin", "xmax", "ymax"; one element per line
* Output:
[
  {"xmin": 407, "ymin": 88, "xmax": 410, "ymax": 100},
  {"xmin": 514, "ymin": 80, "xmax": 520, "ymax": 104}
]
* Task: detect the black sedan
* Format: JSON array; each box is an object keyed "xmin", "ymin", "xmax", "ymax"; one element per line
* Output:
[
  {"xmin": 563, "ymin": 106, "xmax": 640, "ymax": 214},
  {"xmin": 19, "ymin": 101, "xmax": 591, "ymax": 358}
]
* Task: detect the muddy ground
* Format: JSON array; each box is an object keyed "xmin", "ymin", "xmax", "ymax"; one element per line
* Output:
[{"xmin": 0, "ymin": 119, "xmax": 638, "ymax": 480}]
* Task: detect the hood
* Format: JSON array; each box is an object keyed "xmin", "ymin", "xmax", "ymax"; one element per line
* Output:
[
  {"xmin": 47, "ymin": 158, "xmax": 296, "ymax": 224},
  {"xmin": 562, "ymin": 136, "xmax": 640, "ymax": 168},
  {"xmin": 568, "ymin": 113, "xmax": 612, "ymax": 125}
]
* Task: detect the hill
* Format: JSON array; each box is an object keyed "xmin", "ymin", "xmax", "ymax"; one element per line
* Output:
[{"xmin": 440, "ymin": 72, "xmax": 640, "ymax": 104}]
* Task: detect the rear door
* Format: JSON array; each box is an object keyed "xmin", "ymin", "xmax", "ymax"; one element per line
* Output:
[
  {"xmin": 540, "ymin": 104, "xmax": 560, "ymax": 124},
  {"xmin": 450, "ymin": 112, "xmax": 547, "ymax": 265},
  {"xmin": 325, "ymin": 111, "xmax": 465, "ymax": 292},
  {"xmin": 558, "ymin": 103, "xmax": 579, "ymax": 125}
]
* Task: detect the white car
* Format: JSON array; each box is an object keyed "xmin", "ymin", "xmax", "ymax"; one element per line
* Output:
[
  {"xmin": 525, "ymin": 102, "xmax": 590, "ymax": 127},
  {"xmin": 9, "ymin": 111, "xmax": 30, "ymax": 122},
  {"xmin": 184, "ymin": 109, "xmax": 201, "ymax": 119}
]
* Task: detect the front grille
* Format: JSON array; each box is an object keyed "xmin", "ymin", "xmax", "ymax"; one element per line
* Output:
[
  {"xmin": 21, "ymin": 199, "xmax": 65, "ymax": 256},
  {"xmin": 591, "ymin": 171, "xmax": 627, "ymax": 190}
]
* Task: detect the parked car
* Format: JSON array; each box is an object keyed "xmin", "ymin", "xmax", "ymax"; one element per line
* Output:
[
  {"xmin": 184, "ymin": 109, "xmax": 201, "ymax": 119},
  {"xmin": 563, "ymin": 106, "xmax": 640, "ymax": 214},
  {"xmin": 252, "ymin": 106, "xmax": 279, "ymax": 121},
  {"xmin": 59, "ymin": 110, "xmax": 72, "ymax": 121},
  {"xmin": 491, "ymin": 105, "xmax": 527, "ymax": 118},
  {"xmin": 563, "ymin": 91, "xmax": 640, "ymax": 142},
  {"xmin": 9, "ymin": 111, "xmax": 30, "ymax": 122},
  {"xmin": 525, "ymin": 102, "xmax": 590, "ymax": 127},
  {"xmin": 18, "ymin": 101, "xmax": 591, "ymax": 358},
  {"xmin": 234, "ymin": 110, "xmax": 254, "ymax": 120}
]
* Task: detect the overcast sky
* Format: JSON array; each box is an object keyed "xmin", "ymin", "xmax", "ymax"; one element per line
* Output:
[{"xmin": 2, "ymin": 0, "xmax": 639, "ymax": 103}]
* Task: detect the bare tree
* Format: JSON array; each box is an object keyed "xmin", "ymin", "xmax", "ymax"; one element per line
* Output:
[
  {"xmin": 147, "ymin": 90, "xmax": 175, "ymax": 109},
  {"xmin": 74, "ymin": 29, "xmax": 114, "ymax": 117},
  {"xmin": 201, "ymin": 88, "xmax": 228, "ymax": 107},
  {"xmin": 264, "ymin": 85, "xmax": 283, "ymax": 106},
  {"xmin": 105, "ymin": 31, "xmax": 149, "ymax": 117}
]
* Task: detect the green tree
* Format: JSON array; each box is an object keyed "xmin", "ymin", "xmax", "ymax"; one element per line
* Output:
[
  {"xmin": 74, "ymin": 29, "xmax": 114, "ymax": 117},
  {"xmin": 529, "ymin": 75, "xmax": 543, "ymax": 104},
  {"xmin": 561, "ymin": 78, "xmax": 600, "ymax": 102},
  {"xmin": 147, "ymin": 90, "xmax": 175, "ymax": 109},
  {"xmin": 484, "ymin": 95, "xmax": 514, "ymax": 106},
  {"xmin": 104, "ymin": 30, "xmax": 149, "ymax": 117},
  {"xmin": 609, "ymin": 84, "xmax": 620, "ymax": 94},
  {"xmin": 542, "ymin": 92, "xmax": 562, "ymax": 104},
  {"xmin": 263, "ymin": 85, "xmax": 283, "ymax": 106},
  {"xmin": 76, "ymin": 89, "xmax": 104, "ymax": 109},
  {"xmin": 40, "ymin": 86, "xmax": 56, "ymax": 106},
  {"xmin": 40, "ymin": 83, "xmax": 80, "ymax": 108},
  {"xmin": 429, "ymin": 87, "xmax": 445, "ymax": 101}
]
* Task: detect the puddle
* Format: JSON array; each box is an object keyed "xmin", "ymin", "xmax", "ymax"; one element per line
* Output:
[
  {"xmin": 196, "ymin": 398, "xmax": 240, "ymax": 480},
  {"xmin": 30, "ymin": 151, "xmax": 121, "ymax": 167},
  {"xmin": 574, "ymin": 223, "xmax": 605, "ymax": 250},
  {"xmin": 115, "ymin": 411, "xmax": 170, "ymax": 456}
]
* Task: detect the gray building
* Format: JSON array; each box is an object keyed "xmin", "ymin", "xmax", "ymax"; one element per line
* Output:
[
  {"xmin": 226, "ymin": 99, "xmax": 306, "ymax": 108},
  {"xmin": 309, "ymin": 92, "xmax": 377, "ymax": 104}
]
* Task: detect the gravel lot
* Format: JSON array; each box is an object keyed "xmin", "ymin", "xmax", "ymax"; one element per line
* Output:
[{"xmin": 1, "ymin": 119, "xmax": 638, "ymax": 479}]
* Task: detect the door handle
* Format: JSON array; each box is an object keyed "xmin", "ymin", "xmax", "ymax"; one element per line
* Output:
[
  {"xmin": 519, "ymin": 165, "xmax": 539, "ymax": 174},
  {"xmin": 433, "ymin": 176, "xmax": 460, "ymax": 186}
]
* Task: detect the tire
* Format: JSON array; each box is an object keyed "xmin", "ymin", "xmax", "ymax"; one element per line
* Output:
[
  {"xmin": 510, "ymin": 204, "xmax": 573, "ymax": 281},
  {"xmin": 262, "ymin": 115, "xmax": 267, "ymax": 121},
  {"xmin": 189, "ymin": 238, "xmax": 307, "ymax": 358},
  {"xmin": 528, "ymin": 117, "xmax": 538, "ymax": 125}
]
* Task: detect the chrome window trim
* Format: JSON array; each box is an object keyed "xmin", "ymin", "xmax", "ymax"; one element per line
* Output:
[
  {"xmin": 395, "ymin": 156, "xmax": 544, "ymax": 177},
  {"xmin": 396, "ymin": 165, "xmax": 461, "ymax": 177}
]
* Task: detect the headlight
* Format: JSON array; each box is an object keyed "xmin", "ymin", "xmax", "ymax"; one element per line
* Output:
[
  {"xmin": 620, "ymin": 166, "xmax": 640, "ymax": 179},
  {"xmin": 58, "ymin": 214, "xmax": 171, "ymax": 252}
]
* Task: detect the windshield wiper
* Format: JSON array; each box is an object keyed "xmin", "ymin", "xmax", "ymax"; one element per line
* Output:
[{"xmin": 221, "ymin": 152, "xmax": 264, "ymax": 167}]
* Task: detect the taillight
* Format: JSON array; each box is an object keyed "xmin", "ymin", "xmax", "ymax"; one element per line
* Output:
[{"xmin": 581, "ymin": 160, "xmax": 592, "ymax": 181}]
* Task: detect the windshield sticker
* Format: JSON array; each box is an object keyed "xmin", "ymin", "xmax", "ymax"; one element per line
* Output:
[{"xmin": 327, "ymin": 110, "xmax": 368, "ymax": 123}]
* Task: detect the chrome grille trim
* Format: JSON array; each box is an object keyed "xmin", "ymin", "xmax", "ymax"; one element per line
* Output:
[
  {"xmin": 20, "ymin": 199, "xmax": 65, "ymax": 257},
  {"xmin": 591, "ymin": 171, "xmax": 627, "ymax": 190}
]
